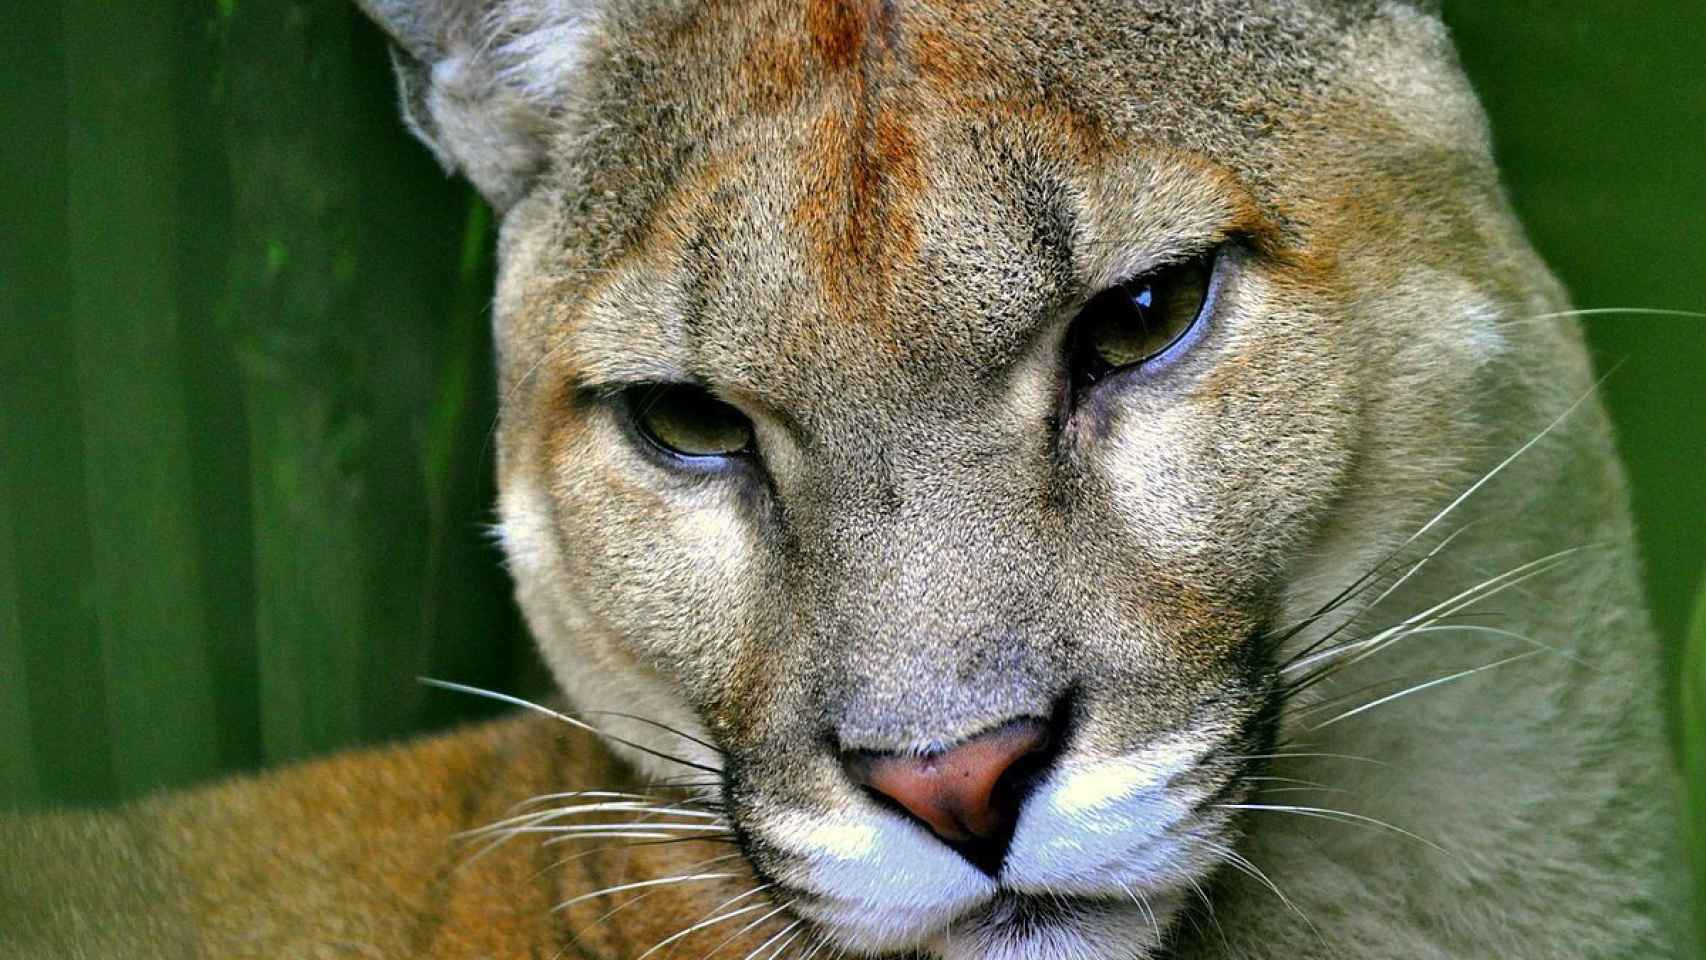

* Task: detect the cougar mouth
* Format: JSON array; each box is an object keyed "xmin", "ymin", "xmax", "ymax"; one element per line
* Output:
[
  {"xmin": 929, "ymin": 889, "xmax": 1193, "ymax": 960},
  {"xmin": 737, "ymin": 706, "xmax": 1277, "ymax": 959}
]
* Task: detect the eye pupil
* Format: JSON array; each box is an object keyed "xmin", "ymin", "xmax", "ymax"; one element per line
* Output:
[
  {"xmin": 628, "ymin": 384, "xmax": 754, "ymax": 462},
  {"xmin": 1071, "ymin": 255, "xmax": 1213, "ymax": 390}
]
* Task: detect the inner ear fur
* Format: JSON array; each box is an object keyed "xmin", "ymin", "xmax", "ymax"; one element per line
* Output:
[{"xmin": 354, "ymin": 0, "xmax": 601, "ymax": 210}]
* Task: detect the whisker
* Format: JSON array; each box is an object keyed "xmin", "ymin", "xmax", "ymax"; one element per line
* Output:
[
  {"xmin": 1215, "ymin": 803, "xmax": 1450, "ymax": 856},
  {"xmin": 1186, "ymin": 874, "xmax": 1230, "ymax": 953},
  {"xmin": 418, "ymin": 678, "xmax": 722, "ymax": 774},
  {"xmin": 570, "ymin": 853, "xmax": 745, "ymax": 928},
  {"xmin": 1122, "ymin": 883, "xmax": 1162, "ymax": 943},
  {"xmin": 1280, "ymin": 522, "xmax": 1479, "ymax": 671},
  {"xmin": 1281, "ymin": 545, "xmax": 1588, "ymax": 697},
  {"xmin": 506, "ymin": 789, "xmax": 661, "ymax": 812},
  {"xmin": 1386, "ymin": 623, "xmax": 1589, "ymax": 667},
  {"xmin": 766, "ymin": 930, "xmax": 807, "ymax": 960},
  {"xmin": 1392, "ymin": 374, "xmax": 1608, "ymax": 556},
  {"xmin": 1242, "ymin": 774, "xmax": 1339, "ymax": 789},
  {"xmin": 1222, "ymin": 751, "xmax": 1388, "ymax": 767},
  {"xmin": 1252, "ymin": 785, "xmax": 1350, "ymax": 796},
  {"xmin": 635, "ymin": 902, "xmax": 775, "ymax": 960},
  {"xmin": 1518, "ymin": 306, "xmax": 1706, "ymax": 322},
  {"xmin": 454, "ymin": 792, "xmax": 697, "ymax": 866},
  {"xmin": 537, "ymin": 830, "xmax": 704, "ymax": 843},
  {"xmin": 542, "ymin": 831, "xmax": 741, "ymax": 849},
  {"xmin": 462, "ymin": 801, "xmax": 724, "ymax": 840},
  {"xmin": 553, "ymin": 866, "xmax": 744, "ymax": 913},
  {"xmin": 744, "ymin": 921, "xmax": 803, "ymax": 960},
  {"xmin": 580, "ymin": 709, "xmax": 727, "ymax": 756},
  {"xmin": 502, "ymin": 822, "xmax": 733, "ymax": 835},
  {"xmin": 674, "ymin": 884, "xmax": 777, "ymax": 960},
  {"xmin": 1275, "ymin": 373, "xmax": 1608, "ymax": 701},
  {"xmin": 1308, "ymin": 651, "xmax": 1542, "ymax": 730},
  {"xmin": 792, "ymin": 933, "xmax": 831, "ymax": 960},
  {"xmin": 1200, "ymin": 839, "xmax": 1318, "ymax": 940},
  {"xmin": 533, "ymin": 833, "xmax": 742, "ymax": 875},
  {"xmin": 697, "ymin": 901, "xmax": 796, "ymax": 960},
  {"xmin": 1289, "ymin": 671, "xmax": 1448, "ymax": 720}
]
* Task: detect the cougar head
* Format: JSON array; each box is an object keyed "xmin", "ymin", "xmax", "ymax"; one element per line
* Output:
[{"xmin": 358, "ymin": 1, "xmax": 1584, "ymax": 956}]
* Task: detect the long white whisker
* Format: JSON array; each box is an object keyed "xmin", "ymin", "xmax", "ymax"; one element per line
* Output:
[
  {"xmin": 698, "ymin": 902, "xmax": 795, "ymax": 960},
  {"xmin": 1400, "ymin": 377, "xmax": 1606, "ymax": 552},
  {"xmin": 508, "ymin": 790, "xmax": 662, "ymax": 813},
  {"xmin": 682, "ymin": 884, "xmax": 776, "ymax": 953},
  {"xmin": 1520, "ymin": 307, "xmax": 1706, "ymax": 322},
  {"xmin": 1201, "ymin": 840, "xmax": 1317, "ymax": 941},
  {"xmin": 1222, "ymin": 751, "xmax": 1388, "ymax": 767},
  {"xmin": 1282, "ymin": 521, "xmax": 1481, "ymax": 670},
  {"xmin": 1253, "ymin": 785, "xmax": 1351, "ymax": 796},
  {"xmin": 1389, "ymin": 623, "xmax": 1589, "ymax": 666},
  {"xmin": 571, "ymin": 854, "xmax": 745, "ymax": 927},
  {"xmin": 635, "ymin": 903, "xmax": 772, "ymax": 960},
  {"xmin": 1285, "ymin": 551, "xmax": 1569, "ymax": 677},
  {"xmin": 1122, "ymin": 884, "xmax": 1161, "ymax": 942},
  {"xmin": 1281, "ymin": 373, "xmax": 1603, "ymax": 676},
  {"xmin": 1242, "ymin": 775, "xmax": 1340, "ymax": 789},
  {"xmin": 502, "ymin": 822, "xmax": 732, "ymax": 835},
  {"xmin": 1186, "ymin": 874, "xmax": 1230, "ymax": 952},
  {"xmin": 1284, "ymin": 546, "xmax": 1585, "ymax": 678},
  {"xmin": 1216, "ymin": 803, "xmax": 1450, "ymax": 856},
  {"xmin": 792, "ymin": 933, "xmax": 831, "ymax": 960},
  {"xmin": 1309, "ymin": 651, "xmax": 1541, "ymax": 730},
  {"xmin": 743, "ymin": 920, "xmax": 801, "ymax": 960},
  {"xmin": 457, "ymin": 805, "xmax": 699, "ymax": 869},
  {"xmin": 553, "ymin": 868, "xmax": 742, "ymax": 913},
  {"xmin": 463, "ymin": 802, "xmax": 724, "ymax": 839},
  {"xmin": 418, "ymin": 678, "xmax": 722, "ymax": 774},
  {"xmin": 1291, "ymin": 565, "xmax": 1563, "ymax": 686},
  {"xmin": 538, "ymin": 830, "xmax": 700, "ymax": 844}
]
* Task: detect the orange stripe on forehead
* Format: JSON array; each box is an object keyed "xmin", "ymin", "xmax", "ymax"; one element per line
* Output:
[
  {"xmin": 807, "ymin": 0, "xmax": 900, "ymax": 72},
  {"xmin": 792, "ymin": 104, "xmax": 925, "ymax": 324},
  {"xmin": 790, "ymin": 3, "xmax": 925, "ymax": 334}
]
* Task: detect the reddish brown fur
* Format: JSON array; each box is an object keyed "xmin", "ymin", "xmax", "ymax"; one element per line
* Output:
[{"xmin": 1, "ymin": 717, "xmax": 780, "ymax": 958}]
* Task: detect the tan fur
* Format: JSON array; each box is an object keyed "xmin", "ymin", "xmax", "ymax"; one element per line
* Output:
[
  {"xmin": 5, "ymin": 1, "xmax": 1688, "ymax": 956},
  {"xmin": 1, "ymin": 716, "xmax": 782, "ymax": 958}
]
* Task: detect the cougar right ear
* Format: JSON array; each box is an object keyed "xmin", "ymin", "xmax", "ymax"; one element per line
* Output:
[{"xmin": 354, "ymin": 0, "xmax": 603, "ymax": 211}]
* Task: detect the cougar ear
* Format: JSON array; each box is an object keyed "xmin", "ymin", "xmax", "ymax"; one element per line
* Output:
[{"xmin": 354, "ymin": 0, "xmax": 601, "ymax": 211}]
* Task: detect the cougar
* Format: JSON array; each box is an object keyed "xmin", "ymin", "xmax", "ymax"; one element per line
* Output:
[{"xmin": 2, "ymin": 1, "xmax": 1689, "ymax": 957}]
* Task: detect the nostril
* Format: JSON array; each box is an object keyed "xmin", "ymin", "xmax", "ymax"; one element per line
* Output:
[{"xmin": 841, "ymin": 717, "xmax": 1055, "ymax": 874}]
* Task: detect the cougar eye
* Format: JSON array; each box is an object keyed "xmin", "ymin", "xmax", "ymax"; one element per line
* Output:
[
  {"xmin": 624, "ymin": 383, "xmax": 755, "ymax": 464},
  {"xmin": 1070, "ymin": 253, "xmax": 1215, "ymax": 390}
]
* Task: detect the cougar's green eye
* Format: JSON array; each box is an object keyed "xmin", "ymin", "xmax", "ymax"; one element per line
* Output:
[
  {"xmin": 626, "ymin": 383, "xmax": 755, "ymax": 464},
  {"xmin": 1071, "ymin": 254, "xmax": 1214, "ymax": 390}
]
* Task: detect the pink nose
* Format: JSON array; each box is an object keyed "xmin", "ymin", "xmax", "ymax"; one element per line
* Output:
[{"xmin": 843, "ymin": 719, "xmax": 1051, "ymax": 870}]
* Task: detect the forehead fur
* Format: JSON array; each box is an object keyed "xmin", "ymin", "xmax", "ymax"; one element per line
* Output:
[
  {"xmin": 497, "ymin": 0, "xmax": 1480, "ymax": 384},
  {"xmin": 541, "ymin": 0, "xmax": 1452, "ymax": 226}
]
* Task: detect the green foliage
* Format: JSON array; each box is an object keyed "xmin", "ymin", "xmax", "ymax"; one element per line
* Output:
[
  {"xmin": 1443, "ymin": 1, "xmax": 1706, "ymax": 659},
  {"xmin": 0, "ymin": 0, "xmax": 533, "ymax": 808}
]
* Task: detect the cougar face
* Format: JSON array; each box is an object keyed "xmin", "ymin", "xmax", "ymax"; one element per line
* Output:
[{"xmin": 356, "ymin": 0, "xmax": 1676, "ymax": 957}]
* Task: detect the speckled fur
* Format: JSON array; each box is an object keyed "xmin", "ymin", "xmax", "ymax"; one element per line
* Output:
[{"xmin": 5, "ymin": 1, "xmax": 1686, "ymax": 956}]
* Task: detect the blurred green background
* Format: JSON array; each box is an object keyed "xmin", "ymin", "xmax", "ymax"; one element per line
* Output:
[{"xmin": 1, "ymin": 0, "xmax": 1701, "ymax": 940}]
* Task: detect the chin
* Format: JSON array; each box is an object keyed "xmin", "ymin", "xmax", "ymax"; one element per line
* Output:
[{"xmin": 927, "ymin": 893, "xmax": 1181, "ymax": 960}]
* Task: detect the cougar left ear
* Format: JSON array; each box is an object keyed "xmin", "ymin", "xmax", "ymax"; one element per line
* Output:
[{"xmin": 354, "ymin": 0, "xmax": 601, "ymax": 211}]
